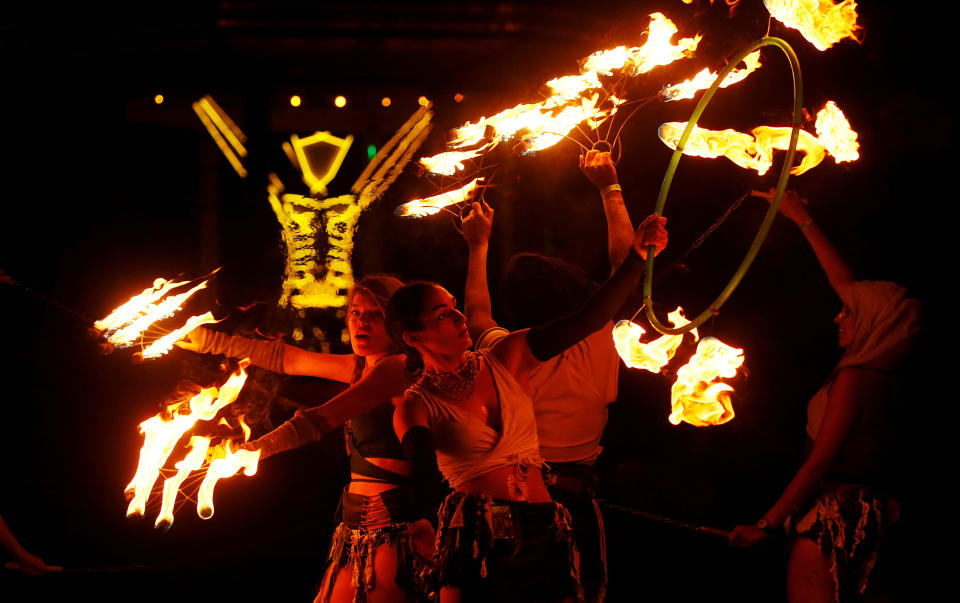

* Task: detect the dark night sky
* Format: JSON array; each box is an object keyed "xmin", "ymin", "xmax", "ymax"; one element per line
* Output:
[{"xmin": 0, "ymin": 2, "xmax": 948, "ymax": 600}]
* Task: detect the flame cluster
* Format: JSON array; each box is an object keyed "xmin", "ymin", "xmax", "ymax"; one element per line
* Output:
[
  {"xmin": 658, "ymin": 100, "xmax": 858, "ymax": 175},
  {"xmin": 94, "ymin": 276, "xmax": 218, "ymax": 359},
  {"xmin": 401, "ymin": 13, "xmax": 701, "ymax": 218},
  {"xmin": 670, "ymin": 338, "xmax": 744, "ymax": 426},
  {"xmin": 125, "ymin": 361, "xmax": 260, "ymax": 527},
  {"xmin": 613, "ymin": 307, "xmax": 744, "ymax": 427},
  {"xmin": 764, "ymin": 0, "xmax": 861, "ymax": 51}
]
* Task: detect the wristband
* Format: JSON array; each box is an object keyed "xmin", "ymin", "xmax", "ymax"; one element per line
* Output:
[{"xmin": 600, "ymin": 183, "xmax": 622, "ymax": 197}]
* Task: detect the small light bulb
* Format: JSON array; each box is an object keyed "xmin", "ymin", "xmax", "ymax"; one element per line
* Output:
[
  {"xmin": 381, "ymin": 97, "xmax": 392, "ymax": 107},
  {"xmin": 154, "ymin": 94, "xmax": 164, "ymax": 104},
  {"xmin": 290, "ymin": 95, "xmax": 302, "ymax": 107},
  {"xmin": 418, "ymin": 96, "xmax": 429, "ymax": 107},
  {"xmin": 334, "ymin": 95, "xmax": 347, "ymax": 108},
  {"xmin": 454, "ymin": 93, "xmax": 464, "ymax": 103}
]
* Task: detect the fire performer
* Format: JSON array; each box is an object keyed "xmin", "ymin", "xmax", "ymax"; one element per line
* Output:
[
  {"xmin": 386, "ymin": 212, "xmax": 667, "ymax": 603},
  {"xmin": 458, "ymin": 149, "xmax": 638, "ymax": 602},
  {"xmin": 728, "ymin": 190, "xmax": 923, "ymax": 602},
  {"xmin": 177, "ymin": 275, "xmax": 439, "ymax": 603}
]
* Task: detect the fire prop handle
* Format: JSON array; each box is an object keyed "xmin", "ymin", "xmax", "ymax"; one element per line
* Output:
[
  {"xmin": 598, "ymin": 499, "xmax": 730, "ymax": 539},
  {"xmin": 644, "ymin": 36, "xmax": 803, "ymax": 335}
]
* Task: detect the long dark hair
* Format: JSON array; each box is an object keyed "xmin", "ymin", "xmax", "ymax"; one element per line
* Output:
[
  {"xmin": 349, "ymin": 274, "xmax": 405, "ymax": 383},
  {"xmin": 385, "ymin": 281, "xmax": 438, "ymax": 379},
  {"xmin": 502, "ymin": 252, "xmax": 595, "ymax": 328}
]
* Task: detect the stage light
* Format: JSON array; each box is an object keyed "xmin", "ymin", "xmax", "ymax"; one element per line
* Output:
[
  {"xmin": 335, "ymin": 95, "xmax": 347, "ymax": 108},
  {"xmin": 367, "ymin": 144, "xmax": 376, "ymax": 160},
  {"xmin": 154, "ymin": 94, "xmax": 164, "ymax": 104},
  {"xmin": 290, "ymin": 95, "xmax": 302, "ymax": 107},
  {"xmin": 381, "ymin": 97, "xmax": 391, "ymax": 107}
]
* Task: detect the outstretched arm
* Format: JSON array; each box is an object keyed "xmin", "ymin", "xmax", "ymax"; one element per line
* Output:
[
  {"xmin": 176, "ymin": 327, "xmax": 356, "ymax": 382},
  {"xmin": 729, "ymin": 368, "xmax": 881, "ymax": 547},
  {"xmin": 461, "ymin": 200, "xmax": 499, "ymax": 341},
  {"xmin": 580, "ymin": 150, "xmax": 635, "ymax": 272},
  {"xmin": 249, "ymin": 355, "xmax": 413, "ymax": 459},
  {"xmin": 493, "ymin": 214, "xmax": 668, "ymax": 375},
  {"xmin": 758, "ymin": 189, "xmax": 854, "ymax": 300}
]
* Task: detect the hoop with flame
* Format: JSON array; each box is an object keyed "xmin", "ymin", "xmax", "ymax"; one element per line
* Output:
[
  {"xmin": 612, "ymin": 307, "xmax": 699, "ymax": 373},
  {"xmin": 764, "ymin": 0, "xmax": 861, "ymax": 51}
]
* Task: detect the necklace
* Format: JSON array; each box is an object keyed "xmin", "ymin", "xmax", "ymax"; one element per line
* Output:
[{"xmin": 423, "ymin": 352, "xmax": 481, "ymax": 400}]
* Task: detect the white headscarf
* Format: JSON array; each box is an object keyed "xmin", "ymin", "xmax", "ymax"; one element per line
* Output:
[{"xmin": 833, "ymin": 281, "xmax": 923, "ymax": 375}]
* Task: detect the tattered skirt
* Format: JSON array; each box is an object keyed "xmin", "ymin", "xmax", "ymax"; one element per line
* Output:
[
  {"xmin": 786, "ymin": 481, "xmax": 896, "ymax": 602},
  {"xmin": 430, "ymin": 491, "xmax": 583, "ymax": 603},
  {"xmin": 315, "ymin": 488, "xmax": 430, "ymax": 603}
]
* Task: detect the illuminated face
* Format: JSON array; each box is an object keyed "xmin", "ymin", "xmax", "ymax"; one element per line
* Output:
[
  {"xmin": 347, "ymin": 291, "xmax": 391, "ymax": 358},
  {"xmin": 834, "ymin": 305, "xmax": 854, "ymax": 348},
  {"xmin": 409, "ymin": 286, "xmax": 472, "ymax": 357}
]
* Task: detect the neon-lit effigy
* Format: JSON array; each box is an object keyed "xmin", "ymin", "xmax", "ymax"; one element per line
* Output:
[{"xmin": 192, "ymin": 95, "xmax": 248, "ymax": 178}]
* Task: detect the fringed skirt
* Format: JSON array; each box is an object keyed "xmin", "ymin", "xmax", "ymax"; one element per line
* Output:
[
  {"xmin": 315, "ymin": 488, "xmax": 431, "ymax": 603},
  {"xmin": 787, "ymin": 481, "xmax": 896, "ymax": 602},
  {"xmin": 429, "ymin": 491, "xmax": 583, "ymax": 603}
]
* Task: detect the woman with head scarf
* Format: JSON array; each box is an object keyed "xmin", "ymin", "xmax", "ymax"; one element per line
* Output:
[{"xmin": 729, "ymin": 191, "xmax": 923, "ymax": 602}]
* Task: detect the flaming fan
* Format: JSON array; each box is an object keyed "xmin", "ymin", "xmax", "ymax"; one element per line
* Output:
[
  {"xmin": 93, "ymin": 270, "xmax": 220, "ymax": 361},
  {"xmin": 125, "ymin": 360, "xmax": 260, "ymax": 528},
  {"xmin": 396, "ymin": 12, "xmax": 705, "ymax": 220}
]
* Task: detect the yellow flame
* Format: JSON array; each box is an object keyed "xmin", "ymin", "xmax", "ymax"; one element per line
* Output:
[
  {"xmin": 155, "ymin": 436, "xmax": 210, "ymax": 528},
  {"xmin": 814, "ymin": 100, "xmax": 859, "ymax": 163},
  {"xmin": 660, "ymin": 50, "xmax": 762, "ymax": 102},
  {"xmin": 125, "ymin": 361, "xmax": 249, "ymax": 518},
  {"xmin": 418, "ymin": 148, "xmax": 488, "ymax": 176},
  {"xmin": 106, "ymin": 281, "xmax": 209, "ymax": 347},
  {"xmin": 138, "ymin": 311, "xmax": 219, "ymax": 359},
  {"xmin": 196, "ymin": 442, "xmax": 261, "ymax": 520},
  {"xmin": 94, "ymin": 278, "xmax": 191, "ymax": 334},
  {"xmin": 670, "ymin": 337, "xmax": 744, "ymax": 427},
  {"xmin": 612, "ymin": 307, "xmax": 699, "ymax": 373},
  {"xmin": 394, "ymin": 178, "xmax": 484, "ymax": 218},
  {"xmin": 658, "ymin": 122, "xmax": 827, "ymax": 175},
  {"xmin": 425, "ymin": 12, "xmax": 698, "ymax": 174},
  {"xmin": 764, "ymin": 0, "xmax": 861, "ymax": 51}
]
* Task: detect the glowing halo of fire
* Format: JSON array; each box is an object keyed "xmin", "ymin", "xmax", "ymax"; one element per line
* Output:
[{"xmin": 642, "ymin": 36, "xmax": 803, "ymax": 336}]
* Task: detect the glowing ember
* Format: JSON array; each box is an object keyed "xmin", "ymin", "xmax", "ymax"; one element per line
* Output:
[
  {"xmin": 394, "ymin": 177, "xmax": 484, "ymax": 218},
  {"xmin": 658, "ymin": 122, "xmax": 827, "ymax": 175},
  {"xmin": 612, "ymin": 307, "xmax": 699, "ymax": 373},
  {"xmin": 196, "ymin": 442, "xmax": 261, "ymax": 520},
  {"xmin": 660, "ymin": 50, "xmax": 762, "ymax": 102},
  {"xmin": 125, "ymin": 361, "xmax": 249, "ymax": 519},
  {"xmin": 670, "ymin": 337, "xmax": 744, "ymax": 427},
  {"xmin": 764, "ymin": 0, "xmax": 861, "ymax": 51},
  {"xmin": 418, "ymin": 12, "xmax": 699, "ymax": 176},
  {"xmin": 814, "ymin": 101, "xmax": 859, "ymax": 162}
]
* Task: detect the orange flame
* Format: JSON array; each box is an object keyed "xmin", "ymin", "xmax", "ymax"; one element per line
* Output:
[
  {"xmin": 155, "ymin": 436, "xmax": 210, "ymax": 528},
  {"xmin": 419, "ymin": 148, "xmax": 489, "ymax": 176},
  {"xmin": 95, "ymin": 278, "xmax": 194, "ymax": 335},
  {"xmin": 612, "ymin": 307, "xmax": 699, "ymax": 373},
  {"xmin": 394, "ymin": 177, "xmax": 483, "ymax": 218},
  {"xmin": 416, "ymin": 13, "xmax": 699, "ymax": 176},
  {"xmin": 764, "ymin": 0, "xmax": 861, "ymax": 51},
  {"xmin": 138, "ymin": 311, "xmax": 219, "ymax": 360},
  {"xmin": 814, "ymin": 101, "xmax": 859, "ymax": 163},
  {"xmin": 670, "ymin": 337, "xmax": 744, "ymax": 426},
  {"xmin": 660, "ymin": 50, "xmax": 762, "ymax": 102},
  {"xmin": 196, "ymin": 442, "xmax": 260, "ymax": 519},
  {"xmin": 658, "ymin": 122, "xmax": 827, "ymax": 175},
  {"xmin": 125, "ymin": 361, "xmax": 249, "ymax": 518}
]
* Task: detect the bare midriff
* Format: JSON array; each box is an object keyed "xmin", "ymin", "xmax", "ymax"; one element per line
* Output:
[
  {"xmin": 349, "ymin": 456, "xmax": 410, "ymax": 496},
  {"xmin": 455, "ymin": 465, "xmax": 552, "ymax": 502}
]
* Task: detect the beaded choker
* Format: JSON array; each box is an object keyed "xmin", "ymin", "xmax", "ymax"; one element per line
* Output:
[{"xmin": 423, "ymin": 352, "xmax": 481, "ymax": 400}]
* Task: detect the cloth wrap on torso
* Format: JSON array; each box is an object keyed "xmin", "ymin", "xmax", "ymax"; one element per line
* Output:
[{"xmin": 405, "ymin": 349, "xmax": 545, "ymax": 490}]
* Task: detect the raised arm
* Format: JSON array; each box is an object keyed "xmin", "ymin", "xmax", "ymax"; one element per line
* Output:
[
  {"xmin": 493, "ymin": 213, "xmax": 668, "ymax": 375},
  {"xmin": 729, "ymin": 368, "xmax": 882, "ymax": 547},
  {"xmin": 461, "ymin": 200, "xmax": 499, "ymax": 341},
  {"xmin": 249, "ymin": 354, "xmax": 413, "ymax": 459},
  {"xmin": 580, "ymin": 150, "xmax": 635, "ymax": 272},
  {"xmin": 176, "ymin": 327, "xmax": 356, "ymax": 382},
  {"xmin": 759, "ymin": 188, "xmax": 854, "ymax": 300}
]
